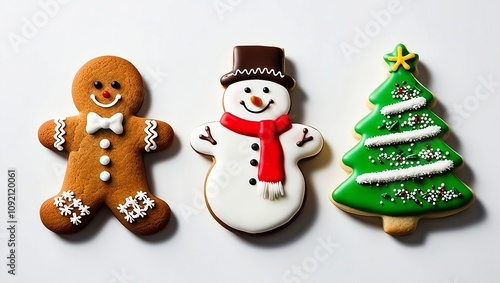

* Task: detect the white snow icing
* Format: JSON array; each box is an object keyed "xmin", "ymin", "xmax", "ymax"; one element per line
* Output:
[
  {"xmin": 380, "ymin": 97, "xmax": 427, "ymax": 116},
  {"xmin": 364, "ymin": 125, "xmax": 441, "ymax": 147},
  {"xmin": 356, "ymin": 160, "xmax": 454, "ymax": 184}
]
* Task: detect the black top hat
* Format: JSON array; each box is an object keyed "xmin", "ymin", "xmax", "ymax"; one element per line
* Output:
[{"xmin": 220, "ymin": 46, "xmax": 296, "ymax": 90}]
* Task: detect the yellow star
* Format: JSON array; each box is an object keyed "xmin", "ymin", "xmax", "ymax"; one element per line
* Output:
[{"xmin": 387, "ymin": 46, "xmax": 416, "ymax": 72}]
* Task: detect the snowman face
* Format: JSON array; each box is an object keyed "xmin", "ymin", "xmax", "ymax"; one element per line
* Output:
[
  {"xmin": 223, "ymin": 80, "xmax": 291, "ymax": 121},
  {"xmin": 72, "ymin": 56, "xmax": 144, "ymax": 116}
]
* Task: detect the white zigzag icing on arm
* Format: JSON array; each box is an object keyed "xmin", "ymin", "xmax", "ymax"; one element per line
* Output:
[
  {"xmin": 229, "ymin": 68, "xmax": 285, "ymax": 78},
  {"xmin": 144, "ymin": 120, "xmax": 158, "ymax": 152},
  {"xmin": 53, "ymin": 118, "xmax": 66, "ymax": 151}
]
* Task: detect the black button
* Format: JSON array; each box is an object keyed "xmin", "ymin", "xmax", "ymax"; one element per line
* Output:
[
  {"xmin": 250, "ymin": 159, "xmax": 258, "ymax": 166},
  {"xmin": 249, "ymin": 178, "xmax": 256, "ymax": 185},
  {"xmin": 251, "ymin": 143, "xmax": 259, "ymax": 150}
]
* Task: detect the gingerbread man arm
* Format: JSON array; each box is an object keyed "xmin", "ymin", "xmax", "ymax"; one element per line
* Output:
[
  {"xmin": 130, "ymin": 116, "xmax": 174, "ymax": 152},
  {"xmin": 38, "ymin": 116, "xmax": 81, "ymax": 152}
]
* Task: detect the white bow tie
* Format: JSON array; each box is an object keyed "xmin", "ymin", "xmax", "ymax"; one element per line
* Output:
[{"xmin": 86, "ymin": 112, "xmax": 124, "ymax": 135}]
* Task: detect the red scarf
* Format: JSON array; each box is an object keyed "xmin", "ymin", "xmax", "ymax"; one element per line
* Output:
[{"xmin": 220, "ymin": 112, "xmax": 292, "ymax": 183}]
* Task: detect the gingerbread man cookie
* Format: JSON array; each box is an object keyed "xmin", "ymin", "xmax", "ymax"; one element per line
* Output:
[
  {"xmin": 190, "ymin": 46, "xmax": 323, "ymax": 234},
  {"xmin": 38, "ymin": 56, "xmax": 174, "ymax": 235}
]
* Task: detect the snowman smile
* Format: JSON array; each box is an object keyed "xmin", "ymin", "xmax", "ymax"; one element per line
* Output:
[
  {"xmin": 240, "ymin": 99, "xmax": 274, "ymax": 114},
  {"xmin": 90, "ymin": 94, "xmax": 122, "ymax": 108}
]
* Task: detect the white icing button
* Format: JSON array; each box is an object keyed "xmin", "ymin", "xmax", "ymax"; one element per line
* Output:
[
  {"xmin": 100, "ymin": 155, "xmax": 110, "ymax": 166},
  {"xmin": 100, "ymin": 139, "xmax": 110, "ymax": 149},
  {"xmin": 100, "ymin": 171, "xmax": 111, "ymax": 182}
]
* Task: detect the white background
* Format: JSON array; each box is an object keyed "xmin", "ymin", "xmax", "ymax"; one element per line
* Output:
[{"xmin": 0, "ymin": 0, "xmax": 498, "ymax": 282}]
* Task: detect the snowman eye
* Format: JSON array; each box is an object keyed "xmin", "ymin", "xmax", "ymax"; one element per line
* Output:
[
  {"xmin": 244, "ymin": 87, "xmax": 251, "ymax": 93},
  {"xmin": 111, "ymin": 81, "xmax": 121, "ymax": 89},
  {"xmin": 94, "ymin": 81, "xmax": 102, "ymax": 89},
  {"xmin": 263, "ymin": 87, "xmax": 269, "ymax": 93}
]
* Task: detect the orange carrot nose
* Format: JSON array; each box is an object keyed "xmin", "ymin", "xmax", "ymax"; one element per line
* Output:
[{"xmin": 250, "ymin": 96, "xmax": 263, "ymax": 107}]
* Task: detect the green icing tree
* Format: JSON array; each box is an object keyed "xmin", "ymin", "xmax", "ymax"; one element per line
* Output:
[{"xmin": 331, "ymin": 44, "xmax": 474, "ymax": 235}]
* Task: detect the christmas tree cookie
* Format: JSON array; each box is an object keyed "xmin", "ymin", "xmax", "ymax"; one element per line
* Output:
[{"xmin": 331, "ymin": 44, "xmax": 474, "ymax": 235}]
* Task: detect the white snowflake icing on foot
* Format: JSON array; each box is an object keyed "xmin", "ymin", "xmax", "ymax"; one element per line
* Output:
[
  {"xmin": 117, "ymin": 191, "xmax": 155, "ymax": 223},
  {"xmin": 53, "ymin": 190, "xmax": 91, "ymax": 225}
]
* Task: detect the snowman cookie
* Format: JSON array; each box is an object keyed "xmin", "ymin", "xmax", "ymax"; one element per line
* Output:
[
  {"xmin": 190, "ymin": 46, "xmax": 323, "ymax": 234},
  {"xmin": 38, "ymin": 56, "xmax": 174, "ymax": 235}
]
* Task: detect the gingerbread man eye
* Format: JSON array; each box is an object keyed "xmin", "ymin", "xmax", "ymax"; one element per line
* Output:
[
  {"xmin": 244, "ymin": 87, "xmax": 251, "ymax": 93},
  {"xmin": 263, "ymin": 87, "xmax": 269, "ymax": 93},
  {"xmin": 111, "ymin": 81, "xmax": 121, "ymax": 89},
  {"xmin": 94, "ymin": 81, "xmax": 103, "ymax": 89}
]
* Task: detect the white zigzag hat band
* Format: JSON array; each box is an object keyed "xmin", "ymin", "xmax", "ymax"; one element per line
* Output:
[{"xmin": 227, "ymin": 67, "xmax": 286, "ymax": 78}]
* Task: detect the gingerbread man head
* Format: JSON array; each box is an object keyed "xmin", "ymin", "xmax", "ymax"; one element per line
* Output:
[{"xmin": 72, "ymin": 56, "xmax": 144, "ymax": 116}]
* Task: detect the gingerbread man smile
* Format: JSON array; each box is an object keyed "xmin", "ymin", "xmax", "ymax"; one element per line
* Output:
[{"xmin": 90, "ymin": 93, "xmax": 122, "ymax": 108}]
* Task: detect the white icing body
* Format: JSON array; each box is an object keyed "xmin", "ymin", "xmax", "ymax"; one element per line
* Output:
[
  {"xmin": 191, "ymin": 122, "xmax": 322, "ymax": 233},
  {"xmin": 191, "ymin": 80, "xmax": 323, "ymax": 233}
]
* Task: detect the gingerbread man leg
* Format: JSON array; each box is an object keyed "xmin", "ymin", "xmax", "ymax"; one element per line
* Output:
[
  {"xmin": 40, "ymin": 188, "xmax": 105, "ymax": 234},
  {"xmin": 106, "ymin": 190, "xmax": 171, "ymax": 235}
]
